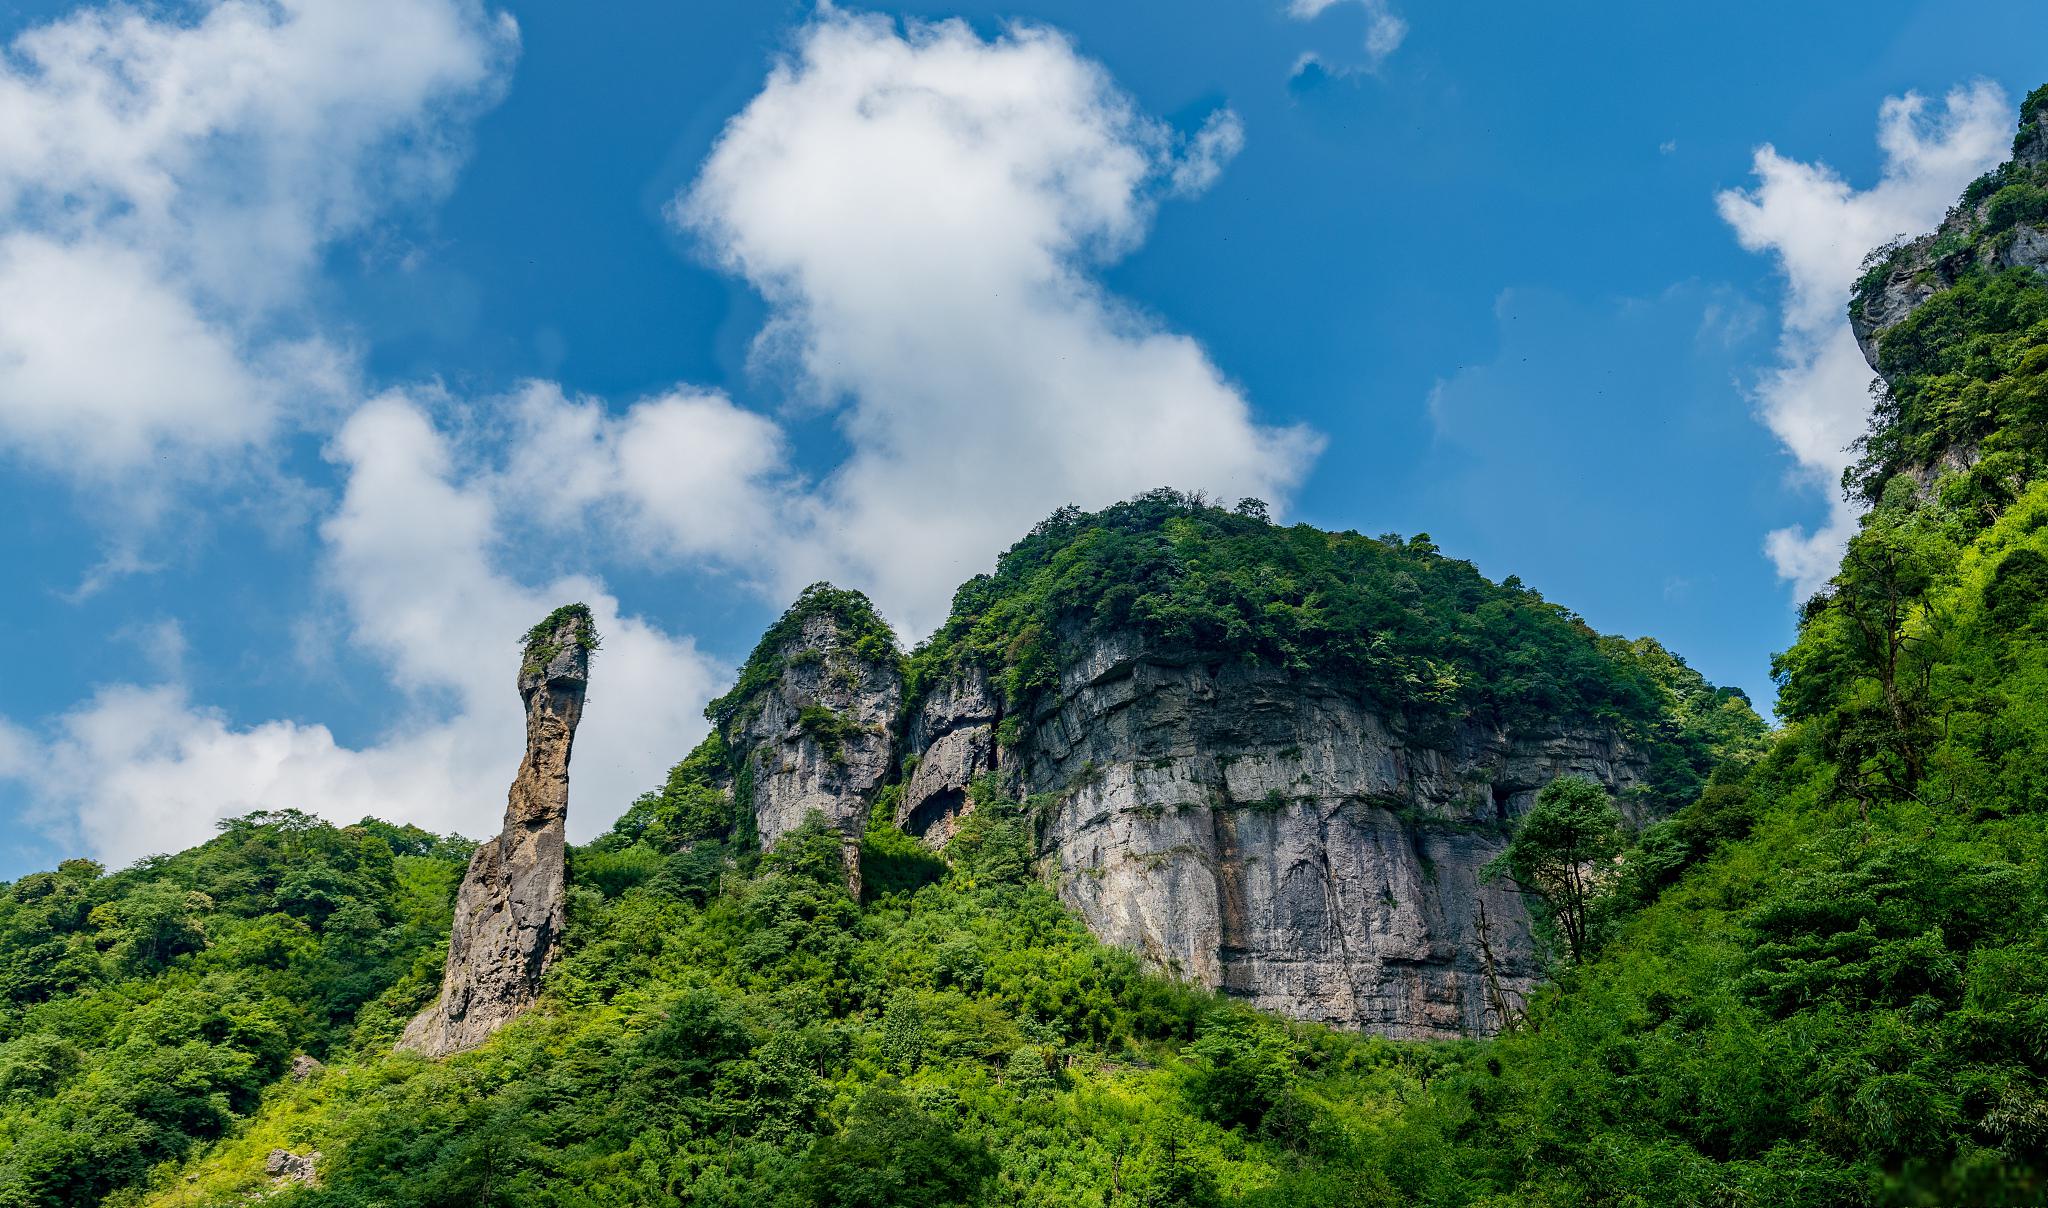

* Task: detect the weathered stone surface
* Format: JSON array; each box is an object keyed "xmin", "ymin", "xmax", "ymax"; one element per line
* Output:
[
  {"xmin": 1852, "ymin": 221, "xmax": 2048, "ymax": 370},
  {"xmin": 1849, "ymin": 104, "xmax": 2048, "ymax": 374},
  {"xmin": 265, "ymin": 1148, "xmax": 320, "ymax": 1186},
  {"xmin": 724, "ymin": 611, "xmax": 901, "ymax": 893},
  {"xmin": 899, "ymin": 631, "xmax": 1650, "ymax": 1040},
  {"xmin": 288, "ymin": 1054, "xmax": 323, "ymax": 1081},
  {"xmin": 1993, "ymin": 222, "xmax": 2048, "ymax": 277},
  {"xmin": 900, "ymin": 726, "xmax": 995, "ymax": 846},
  {"xmin": 2018, "ymin": 109, "xmax": 2047, "ymax": 169},
  {"xmin": 896, "ymin": 667, "xmax": 999, "ymax": 845},
  {"xmin": 1850, "ymin": 250, "xmax": 1943, "ymax": 367},
  {"xmin": 399, "ymin": 609, "xmax": 590, "ymax": 1057}
]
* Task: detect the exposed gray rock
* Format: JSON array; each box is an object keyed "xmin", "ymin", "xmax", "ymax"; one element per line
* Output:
[
  {"xmin": 896, "ymin": 667, "xmax": 999, "ymax": 845},
  {"xmin": 1853, "ymin": 219, "xmax": 2048, "ymax": 370},
  {"xmin": 899, "ymin": 631, "xmax": 1650, "ymax": 1040},
  {"xmin": 288, "ymin": 1054, "xmax": 322, "ymax": 1081},
  {"xmin": 723, "ymin": 611, "xmax": 901, "ymax": 894},
  {"xmin": 265, "ymin": 1149, "xmax": 319, "ymax": 1186},
  {"xmin": 399, "ymin": 609, "xmax": 591, "ymax": 1057},
  {"xmin": 1850, "ymin": 242, "xmax": 1943, "ymax": 367},
  {"xmin": 1993, "ymin": 222, "xmax": 2048, "ymax": 277},
  {"xmin": 2017, "ymin": 107, "xmax": 2047, "ymax": 169}
]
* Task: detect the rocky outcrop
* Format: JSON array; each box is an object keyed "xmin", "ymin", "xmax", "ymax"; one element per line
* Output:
[
  {"xmin": 897, "ymin": 668, "xmax": 1000, "ymax": 845},
  {"xmin": 721, "ymin": 609, "xmax": 900, "ymax": 894},
  {"xmin": 1850, "ymin": 111, "xmax": 2048, "ymax": 369},
  {"xmin": 266, "ymin": 1149, "xmax": 320, "ymax": 1187},
  {"xmin": 898, "ymin": 630, "xmax": 1650, "ymax": 1040},
  {"xmin": 1850, "ymin": 226, "xmax": 2048, "ymax": 368},
  {"xmin": 2016, "ymin": 96, "xmax": 2047, "ymax": 169},
  {"xmin": 399, "ymin": 606, "xmax": 592, "ymax": 1057}
]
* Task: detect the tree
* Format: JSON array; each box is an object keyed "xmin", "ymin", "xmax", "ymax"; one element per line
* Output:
[
  {"xmin": 801, "ymin": 1088, "xmax": 995, "ymax": 1207},
  {"xmin": 1182, "ymin": 1022, "xmax": 1300, "ymax": 1134},
  {"xmin": 1485, "ymin": 777, "xmax": 1627, "ymax": 963}
]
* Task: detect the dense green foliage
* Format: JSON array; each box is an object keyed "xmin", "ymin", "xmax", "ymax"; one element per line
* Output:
[
  {"xmin": 909, "ymin": 490, "xmax": 1761, "ymax": 813},
  {"xmin": 603, "ymin": 730, "xmax": 741, "ymax": 853},
  {"xmin": 1855, "ymin": 268, "xmax": 2048, "ymax": 505},
  {"xmin": 0, "ymin": 813, "xmax": 468, "ymax": 1207},
  {"xmin": 116, "ymin": 804, "xmax": 1457, "ymax": 1208},
  {"xmin": 707, "ymin": 584, "xmax": 900, "ymax": 729},
  {"xmin": 1373, "ymin": 97, "xmax": 2048, "ymax": 1205},
  {"xmin": 11, "ymin": 80, "xmax": 2047, "ymax": 1208},
  {"xmin": 1850, "ymin": 94, "xmax": 2048, "ymax": 507},
  {"xmin": 1483, "ymin": 777, "xmax": 1627, "ymax": 963}
]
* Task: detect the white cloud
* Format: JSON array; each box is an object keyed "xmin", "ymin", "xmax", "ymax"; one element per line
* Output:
[
  {"xmin": 0, "ymin": 234, "xmax": 284, "ymax": 476},
  {"xmin": 0, "ymin": 0, "xmax": 516, "ymax": 487},
  {"xmin": 1716, "ymin": 82, "xmax": 2009, "ymax": 598},
  {"xmin": 678, "ymin": 10, "xmax": 1319, "ymax": 633},
  {"xmin": 1286, "ymin": 0, "xmax": 1406, "ymax": 71},
  {"xmin": 0, "ymin": 6, "xmax": 1320, "ymax": 865},
  {"xmin": 1171, "ymin": 110, "xmax": 1247, "ymax": 196},
  {"xmin": 495, "ymin": 381, "xmax": 790, "ymax": 565},
  {"xmin": 322, "ymin": 396, "xmax": 724, "ymax": 836},
  {"xmin": 116, "ymin": 618, "xmax": 190, "ymax": 681},
  {"xmin": 6, "ymin": 394, "xmax": 726, "ymax": 867}
]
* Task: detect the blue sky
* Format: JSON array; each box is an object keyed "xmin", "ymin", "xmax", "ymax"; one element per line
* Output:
[{"xmin": 0, "ymin": 0, "xmax": 2040, "ymax": 877}]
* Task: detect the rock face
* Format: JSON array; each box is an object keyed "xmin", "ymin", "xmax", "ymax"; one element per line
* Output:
[
  {"xmin": 899, "ymin": 668, "xmax": 1000, "ymax": 846},
  {"xmin": 266, "ymin": 1149, "xmax": 320, "ymax": 1187},
  {"xmin": 1850, "ymin": 115, "xmax": 2048, "ymax": 370},
  {"xmin": 722, "ymin": 610, "xmax": 901, "ymax": 894},
  {"xmin": 898, "ymin": 630, "xmax": 1651, "ymax": 1040},
  {"xmin": 399, "ymin": 607, "xmax": 592, "ymax": 1057}
]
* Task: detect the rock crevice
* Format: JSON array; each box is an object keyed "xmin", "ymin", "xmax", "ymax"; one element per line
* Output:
[{"xmin": 897, "ymin": 630, "xmax": 1649, "ymax": 1040}]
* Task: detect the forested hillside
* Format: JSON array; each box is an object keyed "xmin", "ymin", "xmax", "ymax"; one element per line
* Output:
[
  {"xmin": 2, "ymin": 80, "xmax": 2045, "ymax": 1208},
  {"xmin": 1373, "ymin": 83, "xmax": 2048, "ymax": 1205},
  {"xmin": 0, "ymin": 503, "xmax": 1755, "ymax": 1206}
]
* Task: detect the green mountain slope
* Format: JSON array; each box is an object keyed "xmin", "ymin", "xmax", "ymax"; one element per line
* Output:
[
  {"xmin": 4, "ymin": 78, "xmax": 2042, "ymax": 1208},
  {"xmin": 0, "ymin": 500, "xmax": 1755, "ymax": 1208},
  {"xmin": 1368, "ymin": 83, "xmax": 2048, "ymax": 1207}
]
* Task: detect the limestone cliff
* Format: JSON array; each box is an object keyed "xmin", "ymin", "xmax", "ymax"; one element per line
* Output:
[
  {"xmin": 896, "ymin": 629, "xmax": 1653, "ymax": 1040},
  {"xmin": 710, "ymin": 585, "xmax": 901, "ymax": 895},
  {"xmin": 399, "ymin": 605, "xmax": 594, "ymax": 1057},
  {"xmin": 623, "ymin": 503, "xmax": 1753, "ymax": 1041}
]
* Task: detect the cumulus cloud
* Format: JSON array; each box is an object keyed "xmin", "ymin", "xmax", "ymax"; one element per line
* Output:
[
  {"xmin": 0, "ymin": 0, "xmax": 516, "ymax": 489},
  {"xmin": 1286, "ymin": 0, "xmax": 1406, "ymax": 73},
  {"xmin": 7, "ymin": 394, "xmax": 725, "ymax": 866},
  {"xmin": 494, "ymin": 381, "xmax": 790, "ymax": 564},
  {"xmin": 1716, "ymin": 82, "xmax": 2009, "ymax": 598},
  {"xmin": 677, "ymin": 10, "xmax": 1319, "ymax": 632},
  {"xmin": 1, "ymin": 5, "xmax": 1315, "ymax": 866}
]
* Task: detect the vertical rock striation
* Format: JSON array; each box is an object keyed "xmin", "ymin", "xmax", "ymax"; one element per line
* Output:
[
  {"xmin": 717, "ymin": 600, "xmax": 901, "ymax": 895},
  {"xmin": 399, "ymin": 605, "xmax": 593, "ymax": 1057},
  {"xmin": 897, "ymin": 629, "xmax": 1653, "ymax": 1040},
  {"xmin": 630, "ymin": 535, "xmax": 1746, "ymax": 1040}
]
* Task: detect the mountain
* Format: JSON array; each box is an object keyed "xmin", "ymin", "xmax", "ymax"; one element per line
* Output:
[
  {"xmin": 2, "ymin": 78, "xmax": 2043, "ymax": 1208},
  {"xmin": 619, "ymin": 495, "xmax": 1761, "ymax": 1040},
  {"xmin": 0, "ymin": 493, "xmax": 1754, "ymax": 1207}
]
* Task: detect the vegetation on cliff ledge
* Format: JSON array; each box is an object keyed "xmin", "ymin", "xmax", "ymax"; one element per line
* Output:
[
  {"xmin": 909, "ymin": 489, "xmax": 1764, "ymax": 814},
  {"xmin": 518, "ymin": 603, "xmax": 601, "ymax": 680}
]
